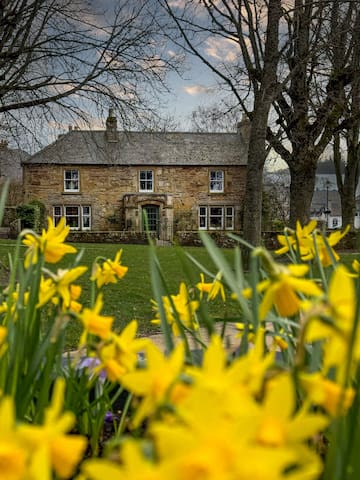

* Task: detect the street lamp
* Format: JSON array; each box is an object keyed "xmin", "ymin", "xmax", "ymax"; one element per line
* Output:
[{"xmin": 324, "ymin": 181, "xmax": 331, "ymax": 228}]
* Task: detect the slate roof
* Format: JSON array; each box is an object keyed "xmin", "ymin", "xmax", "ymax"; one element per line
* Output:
[
  {"xmin": 22, "ymin": 130, "xmax": 248, "ymax": 167},
  {"xmin": 0, "ymin": 141, "xmax": 30, "ymax": 181},
  {"xmin": 311, "ymin": 190, "xmax": 342, "ymax": 216}
]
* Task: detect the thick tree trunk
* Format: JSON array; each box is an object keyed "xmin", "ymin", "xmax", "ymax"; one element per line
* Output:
[
  {"xmin": 288, "ymin": 154, "xmax": 318, "ymax": 227},
  {"xmin": 341, "ymin": 180, "xmax": 357, "ymax": 229},
  {"xmin": 340, "ymin": 140, "xmax": 360, "ymax": 229},
  {"xmin": 242, "ymin": 107, "xmax": 270, "ymax": 247},
  {"xmin": 242, "ymin": 0, "xmax": 282, "ymax": 253}
]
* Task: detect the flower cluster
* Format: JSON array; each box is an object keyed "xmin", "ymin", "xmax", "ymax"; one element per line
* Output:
[
  {"xmin": 0, "ymin": 212, "xmax": 358, "ymax": 480},
  {"xmin": 77, "ymin": 220, "xmax": 358, "ymax": 479},
  {"xmin": 0, "ymin": 378, "xmax": 86, "ymax": 480},
  {"xmin": 82, "ymin": 333, "xmax": 328, "ymax": 479}
]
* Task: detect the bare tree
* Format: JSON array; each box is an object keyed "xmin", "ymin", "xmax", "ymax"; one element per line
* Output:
[
  {"xmin": 190, "ymin": 103, "xmax": 240, "ymax": 132},
  {"xmin": 160, "ymin": 0, "xmax": 282, "ymax": 250},
  {"xmin": 267, "ymin": 0, "xmax": 357, "ymax": 227},
  {"xmin": 0, "ymin": 0, "xmax": 181, "ymax": 147},
  {"xmin": 333, "ymin": 6, "xmax": 360, "ymax": 229}
]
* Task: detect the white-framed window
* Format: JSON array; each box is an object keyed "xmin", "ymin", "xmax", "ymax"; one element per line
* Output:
[
  {"xmin": 209, "ymin": 170, "xmax": 224, "ymax": 193},
  {"xmin": 53, "ymin": 205, "xmax": 63, "ymax": 226},
  {"xmin": 139, "ymin": 170, "xmax": 154, "ymax": 192},
  {"xmin": 199, "ymin": 206, "xmax": 234, "ymax": 230},
  {"xmin": 332, "ymin": 218, "xmax": 339, "ymax": 228},
  {"xmin": 53, "ymin": 205, "xmax": 91, "ymax": 230},
  {"xmin": 64, "ymin": 169, "xmax": 80, "ymax": 192},
  {"xmin": 199, "ymin": 206, "xmax": 207, "ymax": 229},
  {"xmin": 209, "ymin": 206, "xmax": 223, "ymax": 229},
  {"xmin": 225, "ymin": 206, "xmax": 234, "ymax": 229}
]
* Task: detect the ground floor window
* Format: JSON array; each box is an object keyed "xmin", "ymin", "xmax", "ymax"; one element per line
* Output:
[
  {"xmin": 332, "ymin": 218, "xmax": 339, "ymax": 228},
  {"xmin": 53, "ymin": 205, "xmax": 91, "ymax": 230},
  {"xmin": 198, "ymin": 205, "xmax": 234, "ymax": 230}
]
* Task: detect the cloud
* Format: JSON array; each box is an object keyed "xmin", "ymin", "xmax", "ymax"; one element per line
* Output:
[
  {"xmin": 168, "ymin": 0, "xmax": 187, "ymax": 7},
  {"xmin": 204, "ymin": 37, "xmax": 238, "ymax": 63},
  {"xmin": 183, "ymin": 85, "xmax": 212, "ymax": 96}
]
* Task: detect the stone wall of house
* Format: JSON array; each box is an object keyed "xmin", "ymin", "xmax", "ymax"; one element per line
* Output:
[
  {"xmin": 176, "ymin": 231, "xmax": 282, "ymax": 249},
  {"xmin": 67, "ymin": 230, "xmax": 153, "ymax": 244},
  {"xmin": 175, "ymin": 230, "xmax": 359, "ymax": 250},
  {"xmin": 23, "ymin": 163, "xmax": 247, "ymax": 233}
]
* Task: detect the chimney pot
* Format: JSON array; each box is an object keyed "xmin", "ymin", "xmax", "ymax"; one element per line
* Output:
[
  {"xmin": 237, "ymin": 114, "xmax": 251, "ymax": 144},
  {"xmin": 106, "ymin": 108, "xmax": 118, "ymax": 142}
]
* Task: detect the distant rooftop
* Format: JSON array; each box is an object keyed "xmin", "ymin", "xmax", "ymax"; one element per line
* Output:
[{"xmin": 0, "ymin": 140, "xmax": 29, "ymax": 181}]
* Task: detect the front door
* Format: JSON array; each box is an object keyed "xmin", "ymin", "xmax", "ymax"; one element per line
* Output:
[{"xmin": 142, "ymin": 205, "xmax": 160, "ymax": 237}]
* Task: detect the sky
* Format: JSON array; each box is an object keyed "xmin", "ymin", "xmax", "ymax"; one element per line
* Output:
[
  {"xmin": 2, "ymin": 0, "xmax": 285, "ymax": 172},
  {"xmin": 162, "ymin": 59, "xmax": 220, "ymax": 129},
  {"xmin": 89, "ymin": 0, "xmax": 238, "ymax": 131}
]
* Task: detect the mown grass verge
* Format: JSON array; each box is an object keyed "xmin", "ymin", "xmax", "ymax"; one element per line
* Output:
[{"xmin": 0, "ymin": 240, "xmax": 242, "ymax": 349}]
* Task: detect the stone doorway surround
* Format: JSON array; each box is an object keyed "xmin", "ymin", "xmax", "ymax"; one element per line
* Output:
[{"xmin": 123, "ymin": 193, "xmax": 173, "ymax": 242}]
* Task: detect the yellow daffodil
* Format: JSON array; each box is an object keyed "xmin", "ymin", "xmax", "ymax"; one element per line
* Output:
[
  {"xmin": 256, "ymin": 373, "xmax": 328, "ymax": 448},
  {"xmin": 0, "ymin": 325, "xmax": 8, "ymax": 357},
  {"xmin": 0, "ymin": 285, "xmax": 30, "ymax": 322},
  {"xmin": 91, "ymin": 249, "xmax": 128, "ymax": 289},
  {"xmin": 231, "ymin": 327, "xmax": 276, "ymax": 395},
  {"xmin": 275, "ymin": 220, "xmax": 317, "ymax": 257},
  {"xmin": 151, "ymin": 415, "xmax": 302, "ymax": 480},
  {"xmin": 150, "ymin": 370, "xmax": 322, "ymax": 480},
  {"xmin": 37, "ymin": 267, "xmax": 87, "ymax": 308},
  {"xmin": 121, "ymin": 341, "xmax": 185, "ymax": 427},
  {"xmin": 22, "ymin": 217, "xmax": 77, "ymax": 268},
  {"xmin": 96, "ymin": 320, "xmax": 149, "ymax": 381},
  {"xmin": 185, "ymin": 335, "xmax": 259, "ymax": 419},
  {"xmin": 257, "ymin": 263, "xmax": 322, "ymax": 320},
  {"xmin": 151, "ymin": 282, "xmax": 199, "ymax": 336},
  {"xmin": 0, "ymin": 397, "xmax": 28, "ymax": 480},
  {"xmin": 304, "ymin": 265, "xmax": 359, "ymax": 379},
  {"xmin": 78, "ymin": 294, "xmax": 114, "ymax": 346},
  {"xmin": 196, "ymin": 272, "xmax": 226, "ymax": 301},
  {"xmin": 69, "ymin": 284, "xmax": 83, "ymax": 312},
  {"xmin": 272, "ymin": 330, "xmax": 289, "ymax": 351},
  {"xmin": 352, "ymin": 258, "xmax": 360, "ymax": 275},
  {"xmin": 300, "ymin": 372, "xmax": 355, "ymax": 416},
  {"xmin": 310, "ymin": 225, "xmax": 350, "ymax": 267},
  {"xmin": 188, "ymin": 330, "xmax": 275, "ymax": 399},
  {"xmin": 235, "ymin": 322, "xmax": 255, "ymax": 343},
  {"xmin": 275, "ymin": 220, "xmax": 349, "ymax": 267},
  {"xmin": 18, "ymin": 378, "xmax": 87, "ymax": 479},
  {"xmin": 81, "ymin": 439, "xmax": 173, "ymax": 480}
]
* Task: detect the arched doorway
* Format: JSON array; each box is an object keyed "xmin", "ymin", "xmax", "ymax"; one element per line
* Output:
[{"xmin": 142, "ymin": 204, "xmax": 160, "ymax": 237}]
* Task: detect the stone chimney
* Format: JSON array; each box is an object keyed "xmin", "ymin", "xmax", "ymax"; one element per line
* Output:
[
  {"xmin": 236, "ymin": 114, "xmax": 251, "ymax": 145},
  {"xmin": 105, "ymin": 108, "xmax": 118, "ymax": 142}
]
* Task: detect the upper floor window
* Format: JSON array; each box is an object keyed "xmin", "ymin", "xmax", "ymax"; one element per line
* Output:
[
  {"xmin": 64, "ymin": 169, "xmax": 79, "ymax": 192},
  {"xmin": 139, "ymin": 170, "xmax": 154, "ymax": 192},
  {"xmin": 209, "ymin": 170, "xmax": 224, "ymax": 193}
]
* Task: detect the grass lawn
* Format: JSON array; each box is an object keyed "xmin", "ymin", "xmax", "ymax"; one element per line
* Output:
[
  {"xmin": 0, "ymin": 239, "xmax": 358, "ymax": 350},
  {"xmin": 0, "ymin": 240, "xmax": 239, "ymax": 349}
]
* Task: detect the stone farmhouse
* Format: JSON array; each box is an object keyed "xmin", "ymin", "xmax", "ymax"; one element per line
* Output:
[{"xmin": 22, "ymin": 110, "xmax": 249, "ymax": 243}]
